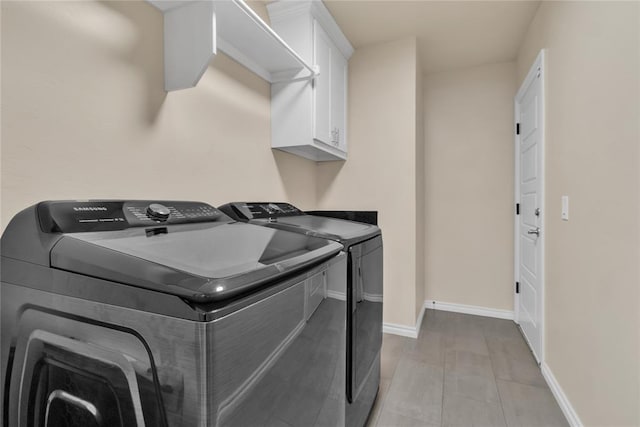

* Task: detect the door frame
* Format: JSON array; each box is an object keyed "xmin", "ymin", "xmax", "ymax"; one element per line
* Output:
[{"xmin": 514, "ymin": 49, "xmax": 546, "ymax": 364}]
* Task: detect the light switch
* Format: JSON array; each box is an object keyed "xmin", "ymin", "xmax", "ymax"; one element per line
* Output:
[{"xmin": 561, "ymin": 196, "xmax": 569, "ymax": 221}]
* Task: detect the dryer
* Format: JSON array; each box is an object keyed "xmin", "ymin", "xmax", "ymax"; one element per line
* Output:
[
  {"xmin": 218, "ymin": 202, "xmax": 383, "ymax": 427},
  {"xmin": 1, "ymin": 200, "xmax": 346, "ymax": 427}
]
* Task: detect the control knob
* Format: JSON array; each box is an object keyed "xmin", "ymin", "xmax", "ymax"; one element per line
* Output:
[{"xmin": 146, "ymin": 203, "xmax": 171, "ymax": 222}]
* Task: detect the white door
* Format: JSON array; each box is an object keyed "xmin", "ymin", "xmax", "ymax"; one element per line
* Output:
[{"xmin": 515, "ymin": 50, "xmax": 545, "ymax": 363}]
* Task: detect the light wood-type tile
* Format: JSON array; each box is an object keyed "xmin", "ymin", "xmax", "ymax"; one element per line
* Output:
[
  {"xmin": 497, "ymin": 380, "xmax": 569, "ymax": 427},
  {"xmin": 383, "ymin": 357, "xmax": 443, "ymax": 424},
  {"xmin": 369, "ymin": 312, "xmax": 569, "ymax": 427}
]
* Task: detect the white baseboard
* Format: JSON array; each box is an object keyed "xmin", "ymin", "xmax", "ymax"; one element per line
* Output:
[
  {"xmin": 382, "ymin": 322, "xmax": 418, "ymax": 338},
  {"xmin": 382, "ymin": 302, "xmax": 426, "ymax": 339},
  {"xmin": 383, "ymin": 299, "xmax": 514, "ymax": 339},
  {"xmin": 424, "ymin": 300, "xmax": 514, "ymax": 320},
  {"xmin": 541, "ymin": 363, "xmax": 583, "ymax": 427}
]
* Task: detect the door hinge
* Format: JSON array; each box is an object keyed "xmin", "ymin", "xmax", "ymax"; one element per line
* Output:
[
  {"xmin": 516, "ymin": 282, "xmax": 520, "ymax": 294},
  {"xmin": 516, "ymin": 203, "xmax": 520, "ymax": 215},
  {"xmin": 516, "ymin": 123, "xmax": 520, "ymax": 135}
]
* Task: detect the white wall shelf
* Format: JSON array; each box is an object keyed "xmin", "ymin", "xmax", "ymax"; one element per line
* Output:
[{"xmin": 147, "ymin": 0, "xmax": 317, "ymax": 91}]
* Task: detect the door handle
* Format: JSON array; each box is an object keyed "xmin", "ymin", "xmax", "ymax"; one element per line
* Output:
[
  {"xmin": 45, "ymin": 389, "xmax": 103, "ymax": 426},
  {"xmin": 527, "ymin": 227, "xmax": 540, "ymax": 236}
]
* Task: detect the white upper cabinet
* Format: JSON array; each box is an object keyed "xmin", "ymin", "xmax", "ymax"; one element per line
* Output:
[
  {"xmin": 330, "ymin": 39, "xmax": 348, "ymax": 153},
  {"xmin": 148, "ymin": 0, "xmax": 351, "ymax": 161},
  {"xmin": 268, "ymin": 1, "xmax": 354, "ymax": 161},
  {"xmin": 313, "ymin": 22, "xmax": 333, "ymax": 147}
]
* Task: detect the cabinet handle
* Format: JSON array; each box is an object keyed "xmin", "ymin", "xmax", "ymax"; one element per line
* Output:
[{"xmin": 331, "ymin": 127, "xmax": 339, "ymax": 145}]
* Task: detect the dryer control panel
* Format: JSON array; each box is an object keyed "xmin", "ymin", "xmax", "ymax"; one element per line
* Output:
[
  {"xmin": 37, "ymin": 200, "xmax": 227, "ymax": 233},
  {"xmin": 220, "ymin": 202, "xmax": 303, "ymax": 221}
]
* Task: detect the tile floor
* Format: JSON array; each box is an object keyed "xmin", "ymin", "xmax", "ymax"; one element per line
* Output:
[{"xmin": 367, "ymin": 310, "xmax": 569, "ymax": 427}]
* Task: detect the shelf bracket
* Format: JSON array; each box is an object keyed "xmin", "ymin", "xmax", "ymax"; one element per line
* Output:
[
  {"xmin": 148, "ymin": 0, "xmax": 216, "ymax": 91},
  {"xmin": 271, "ymin": 65, "xmax": 320, "ymax": 84}
]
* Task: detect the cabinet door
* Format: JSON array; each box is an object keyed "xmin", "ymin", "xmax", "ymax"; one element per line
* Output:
[
  {"xmin": 313, "ymin": 20, "xmax": 332, "ymax": 145},
  {"xmin": 331, "ymin": 47, "xmax": 347, "ymax": 152}
]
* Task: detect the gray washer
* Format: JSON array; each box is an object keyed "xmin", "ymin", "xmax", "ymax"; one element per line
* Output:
[{"xmin": 1, "ymin": 200, "xmax": 345, "ymax": 427}]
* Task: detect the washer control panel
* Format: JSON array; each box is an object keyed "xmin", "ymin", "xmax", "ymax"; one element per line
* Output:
[
  {"xmin": 219, "ymin": 202, "xmax": 303, "ymax": 220},
  {"xmin": 38, "ymin": 200, "xmax": 226, "ymax": 233}
]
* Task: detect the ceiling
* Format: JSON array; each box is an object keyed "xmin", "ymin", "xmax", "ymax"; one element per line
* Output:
[{"xmin": 322, "ymin": 0, "xmax": 541, "ymax": 73}]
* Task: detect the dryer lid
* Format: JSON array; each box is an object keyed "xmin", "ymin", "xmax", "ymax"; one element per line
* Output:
[
  {"xmin": 270, "ymin": 215, "xmax": 378, "ymax": 241},
  {"xmin": 219, "ymin": 202, "xmax": 381, "ymax": 245},
  {"xmin": 50, "ymin": 221, "xmax": 342, "ymax": 303}
]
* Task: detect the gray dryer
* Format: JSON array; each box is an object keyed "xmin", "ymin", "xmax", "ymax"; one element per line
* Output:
[{"xmin": 218, "ymin": 202, "xmax": 383, "ymax": 427}]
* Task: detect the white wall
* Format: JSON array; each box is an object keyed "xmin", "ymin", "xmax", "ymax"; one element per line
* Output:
[
  {"xmin": 415, "ymin": 58, "xmax": 426, "ymax": 318},
  {"xmin": 316, "ymin": 38, "xmax": 421, "ymax": 327},
  {"xmin": 423, "ymin": 62, "xmax": 517, "ymax": 311},
  {"xmin": 517, "ymin": 2, "xmax": 640, "ymax": 425},
  {"xmin": 1, "ymin": 1, "xmax": 426, "ymax": 331},
  {"xmin": 0, "ymin": 1, "xmax": 316, "ymax": 230},
  {"xmin": 1, "ymin": 1, "xmax": 427, "ymax": 332}
]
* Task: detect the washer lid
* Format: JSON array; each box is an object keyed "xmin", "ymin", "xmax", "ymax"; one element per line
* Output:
[{"xmin": 50, "ymin": 221, "xmax": 342, "ymax": 303}]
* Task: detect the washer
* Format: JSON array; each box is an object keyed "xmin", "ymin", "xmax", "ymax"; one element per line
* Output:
[
  {"xmin": 1, "ymin": 200, "xmax": 347, "ymax": 427},
  {"xmin": 218, "ymin": 202, "xmax": 383, "ymax": 426}
]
